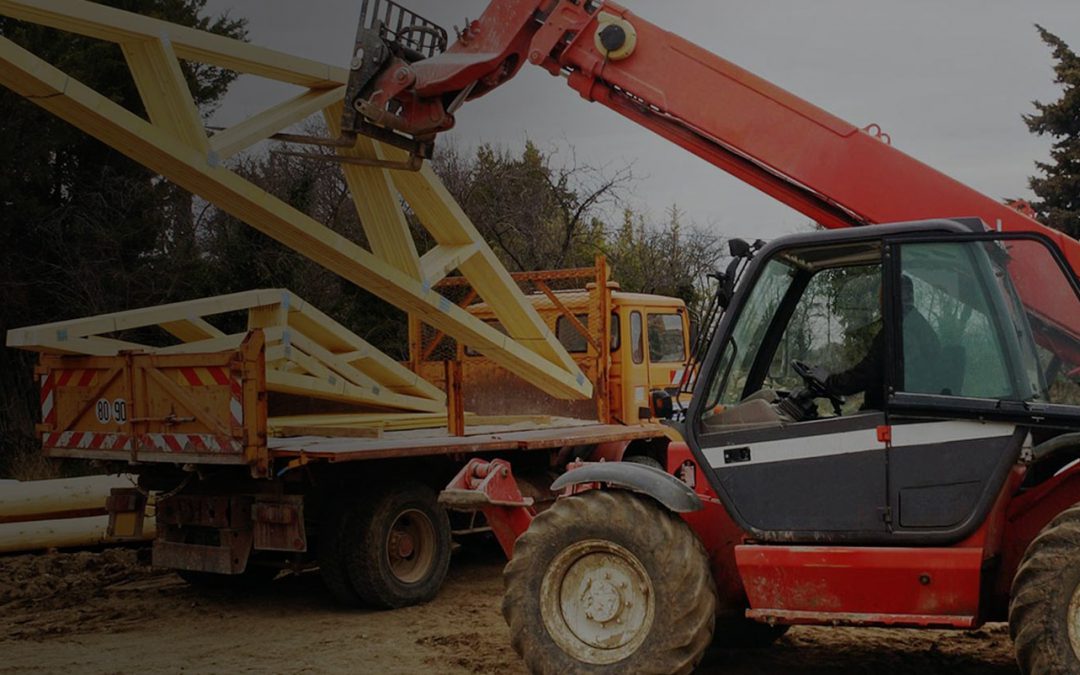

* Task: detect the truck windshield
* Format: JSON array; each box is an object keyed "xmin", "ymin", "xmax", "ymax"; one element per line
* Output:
[{"xmin": 704, "ymin": 259, "xmax": 794, "ymax": 408}]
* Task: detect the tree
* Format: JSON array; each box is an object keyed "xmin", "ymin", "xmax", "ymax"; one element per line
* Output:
[
  {"xmin": 0, "ymin": 1, "xmax": 247, "ymax": 476},
  {"xmin": 199, "ymin": 138, "xmax": 411, "ymax": 358},
  {"xmin": 1025, "ymin": 26, "xmax": 1080, "ymax": 237},
  {"xmin": 432, "ymin": 141, "xmax": 628, "ymax": 272},
  {"xmin": 606, "ymin": 205, "xmax": 725, "ymax": 315}
]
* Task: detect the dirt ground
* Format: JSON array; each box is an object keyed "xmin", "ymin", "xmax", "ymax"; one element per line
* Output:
[{"xmin": 0, "ymin": 545, "xmax": 1018, "ymax": 674}]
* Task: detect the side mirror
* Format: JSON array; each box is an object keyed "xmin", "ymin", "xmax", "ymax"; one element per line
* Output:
[
  {"xmin": 728, "ymin": 238, "xmax": 751, "ymax": 258},
  {"xmin": 650, "ymin": 389, "xmax": 674, "ymax": 420}
]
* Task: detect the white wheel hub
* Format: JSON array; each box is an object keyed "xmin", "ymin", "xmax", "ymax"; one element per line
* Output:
[
  {"xmin": 1068, "ymin": 577, "xmax": 1080, "ymax": 659},
  {"xmin": 540, "ymin": 539, "xmax": 655, "ymax": 665}
]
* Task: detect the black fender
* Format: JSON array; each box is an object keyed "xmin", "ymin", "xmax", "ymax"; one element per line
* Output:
[{"xmin": 550, "ymin": 462, "xmax": 702, "ymax": 513}]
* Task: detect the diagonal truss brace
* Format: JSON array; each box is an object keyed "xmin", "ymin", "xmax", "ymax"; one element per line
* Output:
[{"xmin": 0, "ymin": 0, "xmax": 591, "ymax": 400}]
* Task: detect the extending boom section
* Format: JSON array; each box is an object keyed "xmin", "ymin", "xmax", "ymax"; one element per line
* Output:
[{"xmin": 347, "ymin": 0, "xmax": 1080, "ymax": 270}]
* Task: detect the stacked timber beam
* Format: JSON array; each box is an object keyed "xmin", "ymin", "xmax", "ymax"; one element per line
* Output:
[
  {"xmin": 0, "ymin": 475, "xmax": 155, "ymax": 554},
  {"xmin": 0, "ymin": 0, "xmax": 592, "ymax": 403},
  {"xmin": 7, "ymin": 289, "xmax": 446, "ymax": 413}
]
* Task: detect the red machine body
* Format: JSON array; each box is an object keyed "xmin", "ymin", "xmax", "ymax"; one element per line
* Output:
[{"xmin": 356, "ymin": 0, "xmax": 1080, "ymax": 637}]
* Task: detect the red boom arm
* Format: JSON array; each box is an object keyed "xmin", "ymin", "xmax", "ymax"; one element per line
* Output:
[{"xmin": 355, "ymin": 0, "xmax": 1080, "ymax": 351}]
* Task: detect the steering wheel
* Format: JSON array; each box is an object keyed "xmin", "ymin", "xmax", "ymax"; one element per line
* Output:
[{"xmin": 790, "ymin": 360, "xmax": 845, "ymax": 417}]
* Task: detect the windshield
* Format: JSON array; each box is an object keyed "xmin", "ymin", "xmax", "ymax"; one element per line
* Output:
[{"xmin": 704, "ymin": 259, "xmax": 794, "ymax": 408}]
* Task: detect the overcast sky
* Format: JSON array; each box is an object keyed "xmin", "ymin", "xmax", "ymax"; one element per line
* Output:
[{"xmin": 205, "ymin": 0, "xmax": 1080, "ymax": 243}]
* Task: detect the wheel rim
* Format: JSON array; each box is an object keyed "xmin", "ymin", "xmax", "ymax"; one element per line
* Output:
[
  {"xmin": 385, "ymin": 508, "xmax": 436, "ymax": 584},
  {"xmin": 539, "ymin": 539, "xmax": 655, "ymax": 665},
  {"xmin": 1068, "ymin": 577, "xmax": 1080, "ymax": 659}
]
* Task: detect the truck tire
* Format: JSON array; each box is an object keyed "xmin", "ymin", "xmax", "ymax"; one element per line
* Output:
[
  {"xmin": 343, "ymin": 482, "xmax": 452, "ymax": 609},
  {"xmin": 503, "ymin": 490, "xmax": 715, "ymax": 674},
  {"xmin": 1009, "ymin": 503, "xmax": 1080, "ymax": 674},
  {"xmin": 712, "ymin": 618, "xmax": 789, "ymax": 648},
  {"xmin": 319, "ymin": 501, "xmax": 364, "ymax": 606}
]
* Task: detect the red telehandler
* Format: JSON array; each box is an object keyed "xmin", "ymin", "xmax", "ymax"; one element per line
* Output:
[{"xmin": 345, "ymin": 1, "xmax": 1080, "ymax": 672}]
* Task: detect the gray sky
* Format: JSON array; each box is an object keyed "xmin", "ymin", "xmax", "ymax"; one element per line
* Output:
[{"xmin": 205, "ymin": 0, "xmax": 1080, "ymax": 242}]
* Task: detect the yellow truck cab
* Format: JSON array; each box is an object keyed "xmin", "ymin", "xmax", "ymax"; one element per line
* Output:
[{"xmin": 409, "ymin": 262, "xmax": 690, "ymax": 426}]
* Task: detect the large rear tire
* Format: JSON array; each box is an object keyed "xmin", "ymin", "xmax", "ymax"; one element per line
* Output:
[
  {"xmin": 1009, "ymin": 503, "xmax": 1080, "ymax": 674},
  {"xmin": 318, "ymin": 483, "xmax": 452, "ymax": 609},
  {"xmin": 503, "ymin": 490, "xmax": 715, "ymax": 674},
  {"xmin": 344, "ymin": 482, "xmax": 452, "ymax": 609},
  {"xmin": 318, "ymin": 497, "xmax": 364, "ymax": 606}
]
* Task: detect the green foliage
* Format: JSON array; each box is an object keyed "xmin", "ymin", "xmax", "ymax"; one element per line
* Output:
[
  {"xmin": 605, "ymin": 205, "xmax": 723, "ymax": 312},
  {"xmin": 0, "ymin": 0, "xmax": 247, "ymax": 476},
  {"xmin": 1025, "ymin": 26, "xmax": 1080, "ymax": 237},
  {"xmin": 199, "ymin": 147, "xmax": 410, "ymax": 358},
  {"xmin": 432, "ymin": 141, "xmax": 621, "ymax": 272},
  {"xmin": 434, "ymin": 142, "xmax": 724, "ymax": 316}
]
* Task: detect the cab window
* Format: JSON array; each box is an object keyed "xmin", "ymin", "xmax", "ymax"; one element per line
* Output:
[
  {"xmin": 647, "ymin": 313, "xmax": 686, "ymax": 363},
  {"xmin": 898, "ymin": 243, "xmax": 1011, "ymax": 398},
  {"xmin": 764, "ymin": 264, "xmax": 881, "ymax": 413},
  {"xmin": 704, "ymin": 259, "xmax": 795, "ymax": 408},
  {"xmin": 609, "ymin": 313, "xmax": 621, "ymax": 351},
  {"xmin": 630, "ymin": 311, "xmax": 644, "ymax": 364},
  {"xmin": 556, "ymin": 314, "xmax": 589, "ymax": 353},
  {"xmin": 555, "ymin": 313, "xmax": 621, "ymax": 354}
]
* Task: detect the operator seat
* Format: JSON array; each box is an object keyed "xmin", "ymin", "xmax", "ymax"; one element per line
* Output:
[
  {"xmin": 936, "ymin": 344, "xmax": 966, "ymax": 396},
  {"xmin": 702, "ymin": 389, "xmax": 788, "ymax": 430}
]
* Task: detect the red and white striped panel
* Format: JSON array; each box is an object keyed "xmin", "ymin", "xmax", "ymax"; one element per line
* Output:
[
  {"xmin": 40, "ymin": 373, "xmax": 56, "ymax": 426},
  {"xmin": 175, "ymin": 366, "xmax": 243, "ymax": 428},
  {"xmin": 230, "ymin": 374, "xmax": 243, "ymax": 427},
  {"xmin": 55, "ymin": 368, "xmax": 97, "ymax": 388},
  {"xmin": 42, "ymin": 431, "xmax": 241, "ymax": 455},
  {"xmin": 41, "ymin": 369, "xmax": 97, "ymax": 426},
  {"xmin": 140, "ymin": 433, "xmax": 243, "ymax": 454},
  {"xmin": 43, "ymin": 431, "xmax": 132, "ymax": 451}
]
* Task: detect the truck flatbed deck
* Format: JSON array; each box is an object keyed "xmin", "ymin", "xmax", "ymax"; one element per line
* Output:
[{"xmin": 269, "ymin": 420, "xmax": 671, "ymax": 463}]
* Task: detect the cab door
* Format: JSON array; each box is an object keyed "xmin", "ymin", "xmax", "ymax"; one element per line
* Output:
[
  {"xmin": 690, "ymin": 243, "xmax": 892, "ymax": 543},
  {"xmin": 643, "ymin": 308, "xmax": 689, "ymax": 396},
  {"xmin": 880, "ymin": 237, "xmax": 1064, "ymax": 543},
  {"xmin": 618, "ymin": 308, "xmax": 650, "ymax": 422}
]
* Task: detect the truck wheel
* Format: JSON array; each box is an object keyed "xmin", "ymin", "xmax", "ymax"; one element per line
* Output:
[
  {"xmin": 712, "ymin": 618, "xmax": 789, "ymax": 648},
  {"xmin": 344, "ymin": 482, "xmax": 452, "ymax": 609},
  {"xmin": 503, "ymin": 490, "xmax": 715, "ymax": 674},
  {"xmin": 1009, "ymin": 503, "xmax": 1080, "ymax": 674}
]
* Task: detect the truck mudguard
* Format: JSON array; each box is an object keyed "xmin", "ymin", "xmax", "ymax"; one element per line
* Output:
[{"xmin": 550, "ymin": 462, "xmax": 702, "ymax": 513}]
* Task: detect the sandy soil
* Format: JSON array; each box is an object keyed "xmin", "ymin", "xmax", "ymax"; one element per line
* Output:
[{"xmin": 0, "ymin": 545, "xmax": 1018, "ymax": 674}]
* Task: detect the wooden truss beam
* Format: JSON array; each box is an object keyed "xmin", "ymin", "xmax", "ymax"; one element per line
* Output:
[
  {"xmin": 8, "ymin": 289, "xmax": 446, "ymax": 412},
  {"xmin": 0, "ymin": 0, "xmax": 592, "ymax": 400},
  {"xmin": 0, "ymin": 0, "xmax": 346, "ymax": 88}
]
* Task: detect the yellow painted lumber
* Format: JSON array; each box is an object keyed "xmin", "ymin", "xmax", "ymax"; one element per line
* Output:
[
  {"xmin": 0, "ymin": 42, "xmax": 583, "ymax": 397},
  {"xmin": 326, "ymin": 104, "xmax": 422, "ymax": 279},
  {"xmin": 272, "ymin": 424, "xmax": 383, "ymax": 439},
  {"xmin": 121, "ymin": 37, "xmax": 209, "ymax": 153},
  {"xmin": 266, "ymin": 370, "xmax": 445, "ymax": 413},
  {"xmin": 0, "ymin": 0, "xmax": 346, "ymax": 88},
  {"xmin": 0, "ymin": 2, "xmax": 592, "ymax": 401},
  {"xmin": 159, "ymin": 317, "xmax": 226, "ymax": 342},
  {"xmin": 210, "ymin": 86, "xmax": 346, "ymax": 160}
]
